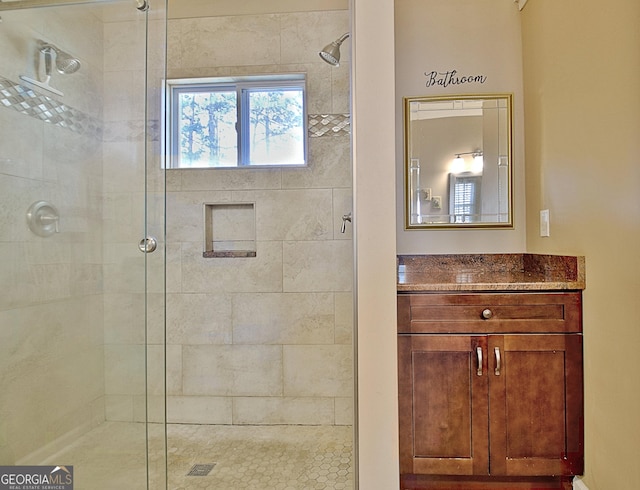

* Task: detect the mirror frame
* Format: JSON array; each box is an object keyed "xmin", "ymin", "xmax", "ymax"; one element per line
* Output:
[{"xmin": 403, "ymin": 93, "xmax": 514, "ymax": 229}]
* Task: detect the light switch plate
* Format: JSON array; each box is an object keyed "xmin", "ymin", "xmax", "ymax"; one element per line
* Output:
[{"xmin": 540, "ymin": 209, "xmax": 550, "ymax": 237}]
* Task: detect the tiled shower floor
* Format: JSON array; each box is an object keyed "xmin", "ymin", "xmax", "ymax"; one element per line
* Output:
[
  {"xmin": 166, "ymin": 424, "xmax": 353, "ymax": 489},
  {"xmin": 47, "ymin": 422, "xmax": 353, "ymax": 490}
]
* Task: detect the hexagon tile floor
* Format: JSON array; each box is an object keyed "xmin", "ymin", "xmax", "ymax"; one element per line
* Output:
[
  {"xmin": 166, "ymin": 424, "xmax": 354, "ymax": 490},
  {"xmin": 44, "ymin": 422, "xmax": 353, "ymax": 490}
]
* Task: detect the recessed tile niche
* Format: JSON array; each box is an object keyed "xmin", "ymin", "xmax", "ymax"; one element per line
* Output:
[{"xmin": 203, "ymin": 203, "xmax": 256, "ymax": 257}]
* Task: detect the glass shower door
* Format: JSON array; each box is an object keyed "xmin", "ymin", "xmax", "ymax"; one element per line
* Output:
[{"xmin": 0, "ymin": 1, "xmax": 167, "ymax": 488}]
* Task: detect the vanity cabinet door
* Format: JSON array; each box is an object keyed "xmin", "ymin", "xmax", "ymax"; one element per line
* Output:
[
  {"xmin": 398, "ymin": 334, "xmax": 489, "ymax": 476},
  {"xmin": 488, "ymin": 334, "xmax": 584, "ymax": 477}
]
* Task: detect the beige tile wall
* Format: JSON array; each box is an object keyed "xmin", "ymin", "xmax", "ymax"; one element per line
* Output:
[{"xmin": 164, "ymin": 9, "xmax": 353, "ymax": 426}]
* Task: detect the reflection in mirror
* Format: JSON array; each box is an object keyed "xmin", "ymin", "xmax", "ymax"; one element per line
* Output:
[{"xmin": 404, "ymin": 94, "xmax": 513, "ymax": 228}]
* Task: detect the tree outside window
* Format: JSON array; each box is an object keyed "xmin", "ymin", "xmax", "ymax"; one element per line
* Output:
[{"xmin": 168, "ymin": 76, "xmax": 307, "ymax": 168}]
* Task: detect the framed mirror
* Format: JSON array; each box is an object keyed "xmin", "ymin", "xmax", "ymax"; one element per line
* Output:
[{"xmin": 404, "ymin": 93, "xmax": 513, "ymax": 229}]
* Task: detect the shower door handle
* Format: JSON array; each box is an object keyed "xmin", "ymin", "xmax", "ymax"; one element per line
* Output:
[{"xmin": 138, "ymin": 236, "xmax": 157, "ymax": 253}]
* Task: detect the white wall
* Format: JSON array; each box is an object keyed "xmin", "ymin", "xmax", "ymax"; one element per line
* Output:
[
  {"xmin": 352, "ymin": 0, "xmax": 400, "ymax": 487},
  {"xmin": 395, "ymin": 0, "xmax": 526, "ymax": 254}
]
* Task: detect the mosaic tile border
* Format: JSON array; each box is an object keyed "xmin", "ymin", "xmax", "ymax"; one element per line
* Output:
[
  {"xmin": 309, "ymin": 113, "xmax": 351, "ymax": 137},
  {"xmin": 0, "ymin": 75, "xmax": 348, "ymax": 142},
  {"xmin": 0, "ymin": 75, "xmax": 101, "ymax": 138}
]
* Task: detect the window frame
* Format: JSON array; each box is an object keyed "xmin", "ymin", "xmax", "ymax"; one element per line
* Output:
[
  {"xmin": 449, "ymin": 172, "xmax": 482, "ymax": 223},
  {"xmin": 166, "ymin": 74, "xmax": 308, "ymax": 169}
]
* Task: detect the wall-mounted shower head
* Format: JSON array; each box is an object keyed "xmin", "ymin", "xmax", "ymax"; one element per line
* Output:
[
  {"xmin": 19, "ymin": 40, "xmax": 81, "ymax": 96},
  {"xmin": 54, "ymin": 50, "xmax": 81, "ymax": 75},
  {"xmin": 319, "ymin": 33, "xmax": 350, "ymax": 67},
  {"xmin": 39, "ymin": 42, "xmax": 81, "ymax": 74}
]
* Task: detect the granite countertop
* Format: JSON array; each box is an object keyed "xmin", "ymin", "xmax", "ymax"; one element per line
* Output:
[{"xmin": 397, "ymin": 254, "xmax": 586, "ymax": 292}]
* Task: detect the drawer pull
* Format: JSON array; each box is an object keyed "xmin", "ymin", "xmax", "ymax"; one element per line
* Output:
[
  {"xmin": 476, "ymin": 347, "xmax": 483, "ymax": 376},
  {"xmin": 481, "ymin": 308, "xmax": 493, "ymax": 320},
  {"xmin": 494, "ymin": 347, "xmax": 501, "ymax": 376}
]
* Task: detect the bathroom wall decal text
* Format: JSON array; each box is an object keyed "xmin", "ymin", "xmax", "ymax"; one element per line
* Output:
[{"xmin": 425, "ymin": 70, "xmax": 487, "ymax": 88}]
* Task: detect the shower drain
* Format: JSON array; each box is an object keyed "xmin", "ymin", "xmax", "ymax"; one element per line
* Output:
[{"xmin": 186, "ymin": 463, "xmax": 216, "ymax": 476}]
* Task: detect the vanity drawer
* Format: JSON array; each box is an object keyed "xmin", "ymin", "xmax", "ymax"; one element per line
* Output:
[{"xmin": 397, "ymin": 292, "xmax": 582, "ymax": 334}]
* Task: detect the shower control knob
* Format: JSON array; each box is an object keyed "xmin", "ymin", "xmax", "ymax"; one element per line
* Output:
[
  {"xmin": 26, "ymin": 201, "xmax": 59, "ymax": 237},
  {"xmin": 341, "ymin": 212, "xmax": 352, "ymax": 234},
  {"xmin": 138, "ymin": 237, "xmax": 158, "ymax": 253}
]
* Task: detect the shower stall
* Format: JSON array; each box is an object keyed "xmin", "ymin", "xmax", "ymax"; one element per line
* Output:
[
  {"xmin": 0, "ymin": 0, "xmax": 168, "ymax": 487},
  {"xmin": 0, "ymin": 0, "xmax": 354, "ymax": 488}
]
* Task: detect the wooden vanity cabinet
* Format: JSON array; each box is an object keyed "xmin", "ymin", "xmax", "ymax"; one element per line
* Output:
[{"xmin": 398, "ymin": 292, "xmax": 584, "ymax": 489}]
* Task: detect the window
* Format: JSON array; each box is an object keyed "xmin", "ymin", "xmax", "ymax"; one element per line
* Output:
[
  {"xmin": 167, "ymin": 75, "xmax": 307, "ymax": 168},
  {"xmin": 450, "ymin": 174, "xmax": 482, "ymax": 223}
]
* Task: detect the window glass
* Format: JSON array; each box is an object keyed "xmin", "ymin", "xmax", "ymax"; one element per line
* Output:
[
  {"xmin": 167, "ymin": 76, "xmax": 307, "ymax": 168},
  {"xmin": 176, "ymin": 89, "xmax": 237, "ymax": 168},
  {"xmin": 247, "ymin": 88, "xmax": 304, "ymax": 165},
  {"xmin": 452, "ymin": 175, "xmax": 482, "ymax": 223}
]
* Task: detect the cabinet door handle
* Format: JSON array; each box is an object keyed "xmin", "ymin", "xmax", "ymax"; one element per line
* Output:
[
  {"xmin": 494, "ymin": 347, "xmax": 501, "ymax": 376},
  {"xmin": 482, "ymin": 308, "xmax": 493, "ymax": 320},
  {"xmin": 476, "ymin": 347, "xmax": 483, "ymax": 376}
]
